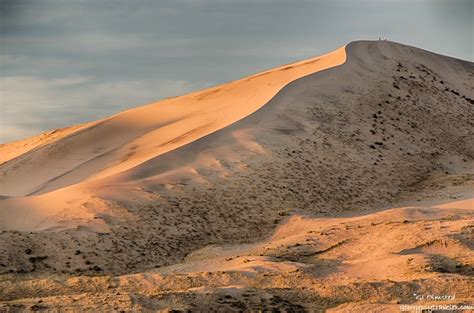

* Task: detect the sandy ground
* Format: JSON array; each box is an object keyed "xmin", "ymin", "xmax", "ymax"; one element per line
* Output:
[
  {"xmin": 0, "ymin": 40, "xmax": 473, "ymax": 311},
  {"xmin": 0, "ymin": 196, "xmax": 472, "ymax": 311}
]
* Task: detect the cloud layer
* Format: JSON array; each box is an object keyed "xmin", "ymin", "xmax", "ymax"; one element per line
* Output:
[{"xmin": 1, "ymin": 0, "xmax": 472, "ymax": 142}]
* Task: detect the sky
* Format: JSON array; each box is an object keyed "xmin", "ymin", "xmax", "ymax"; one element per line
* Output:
[{"xmin": 1, "ymin": 0, "xmax": 472, "ymax": 143}]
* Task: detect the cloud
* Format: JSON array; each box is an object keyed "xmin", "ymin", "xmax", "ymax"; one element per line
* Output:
[
  {"xmin": 2, "ymin": 33, "xmax": 156, "ymax": 54},
  {"xmin": 0, "ymin": 54, "xmax": 71, "ymax": 73},
  {"xmin": 0, "ymin": 75, "xmax": 212, "ymax": 143}
]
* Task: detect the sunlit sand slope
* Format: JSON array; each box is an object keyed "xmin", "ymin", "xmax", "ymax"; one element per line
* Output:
[{"xmin": 0, "ymin": 46, "xmax": 346, "ymax": 197}]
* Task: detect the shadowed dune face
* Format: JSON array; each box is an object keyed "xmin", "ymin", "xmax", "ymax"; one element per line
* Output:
[{"xmin": 0, "ymin": 40, "xmax": 473, "ymax": 311}]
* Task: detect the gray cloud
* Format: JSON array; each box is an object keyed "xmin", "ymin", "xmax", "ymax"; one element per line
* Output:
[{"xmin": 1, "ymin": 75, "xmax": 212, "ymax": 142}]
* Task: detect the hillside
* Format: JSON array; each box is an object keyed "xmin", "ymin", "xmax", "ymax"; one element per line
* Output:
[{"xmin": 0, "ymin": 40, "xmax": 473, "ymax": 311}]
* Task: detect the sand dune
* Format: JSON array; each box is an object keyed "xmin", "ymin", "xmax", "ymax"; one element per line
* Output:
[
  {"xmin": 0, "ymin": 46, "xmax": 346, "ymax": 198},
  {"xmin": 0, "ymin": 40, "xmax": 473, "ymax": 311},
  {"xmin": 0, "ymin": 44, "xmax": 346, "ymax": 232},
  {"xmin": 3, "ymin": 40, "xmax": 472, "ymax": 233}
]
